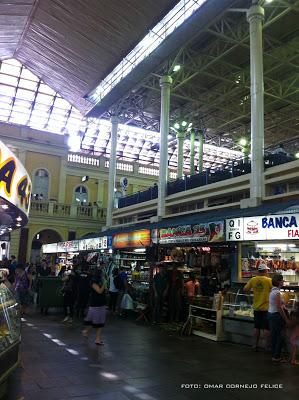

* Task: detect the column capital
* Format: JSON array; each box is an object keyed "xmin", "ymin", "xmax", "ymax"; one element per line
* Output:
[
  {"xmin": 160, "ymin": 75, "xmax": 173, "ymax": 87},
  {"xmin": 110, "ymin": 115, "xmax": 119, "ymax": 124},
  {"xmin": 176, "ymin": 130, "xmax": 186, "ymax": 140},
  {"xmin": 247, "ymin": 5, "xmax": 264, "ymax": 23}
]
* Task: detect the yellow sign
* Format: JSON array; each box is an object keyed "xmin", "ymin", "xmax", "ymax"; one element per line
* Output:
[{"xmin": 0, "ymin": 141, "xmax": 31, "ymax": 230}]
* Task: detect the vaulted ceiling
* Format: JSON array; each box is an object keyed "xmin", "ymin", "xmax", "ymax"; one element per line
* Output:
[{"xmin": 0, "ymin": 0, "xmax": 179, "ymax": 113}]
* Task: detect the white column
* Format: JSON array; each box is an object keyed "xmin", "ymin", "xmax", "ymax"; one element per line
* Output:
[
  {"xmin": 106, "ymin": 116, "xmax": 118, "ymax": 227},
  {"xmin": 177, "ymin": 130, "xmax": 185, "ymax": 179},
  {"xmin": 198, "ymin": 131, "xmax": 204, "ymax": 173},
  {"xmin": 97, "ymin": 179, "xmax": 104, "ymax": 207},
  {"xmin": 58, "ymin": 159, "xmax": 67, "ymax": 203},
  {"xmin": 18, "ymin": 149, "xmax": 27, "ymax": 166},
  {"xmin": 189, "ymin": 131, "xmax": 195, "ymax": 175},
  {"xmin": 247, "ymin": 4, "xmax": 265, "ymax": 203},
  {"xmin": 157, "ymin": 75, "xmax": 172, "ymax": 219}
]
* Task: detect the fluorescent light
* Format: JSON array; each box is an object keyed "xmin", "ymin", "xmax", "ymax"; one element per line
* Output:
[
  {"xmin": 134, "ymin": 248, "xmax": 146, "ymax": 253},
  {"xmin": 173, "ymin": 65, "xmax": 181, "ymax": 72}
]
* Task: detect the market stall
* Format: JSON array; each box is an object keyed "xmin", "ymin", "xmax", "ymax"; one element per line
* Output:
[
  {"xmin": 224, "ymin": 213, "xmax": 299, "ymax": 345},
  {"xmin": 113, "ymin": 229, "xmax": 151, "ymax": 314},
  {"xmin": 0, "ymin": 140, "xmax": 31, "ymax": 397},
  {"xmin": 152, "ymin": 220, "xmax": 237, "ymax": 333}
]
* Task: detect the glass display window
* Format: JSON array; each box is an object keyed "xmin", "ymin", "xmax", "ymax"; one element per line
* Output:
[
  {"xmin": 0, "ymin": 283, "xmax": 21, "ymax": 353},
  {"xmin": 240, "ymin": 241, "xmax": 299, "ymax": 284}
]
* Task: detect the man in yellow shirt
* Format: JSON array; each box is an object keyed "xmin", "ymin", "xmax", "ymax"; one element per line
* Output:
[{"xmin": 244, "ymin": 264, "xmax": 272, "ymax": 351}]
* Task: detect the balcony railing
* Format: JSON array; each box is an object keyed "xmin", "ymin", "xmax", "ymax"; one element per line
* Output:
[
  {"xmin": 118, "ymin": 153, "xmax": 296, "ymax": 209},
  {"xmin": 30, "ymin": 200, "xmax": 106, "ymax": 220}
]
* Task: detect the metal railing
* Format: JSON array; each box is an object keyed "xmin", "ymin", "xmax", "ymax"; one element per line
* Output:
[
  {"xmin": 117, "ymin": 153, "xmax": 296, "ymax": 209},
  {"xmin": 30, "ymin": 200, "xmax": 106, "ymax": 220}
]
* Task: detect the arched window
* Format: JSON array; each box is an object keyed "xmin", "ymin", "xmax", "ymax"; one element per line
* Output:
[
  {"xmin": 73, "ymin": 185, "xmax": 88, "ymax": 204},
  {"xmin": 33, "ymin": 169, "xmax": 49, "ymax": 199}
]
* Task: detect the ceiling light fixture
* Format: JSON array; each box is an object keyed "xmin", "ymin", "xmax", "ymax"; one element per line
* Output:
[
  {"xmin": 1, "ymin": 204, "xmax": 9, "ymax": 210},
  {"xmin": 173, "ymin": 65, "xmax": 181, "ymax": 72}
]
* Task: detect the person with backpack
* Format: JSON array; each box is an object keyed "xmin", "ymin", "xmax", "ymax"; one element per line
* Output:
[{"xmin": 109, "ymin": 268, "xmax": 121, "ymax": 314}]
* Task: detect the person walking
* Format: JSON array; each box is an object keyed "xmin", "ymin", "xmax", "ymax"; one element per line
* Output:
[
  {"xmin": 14, "ymin": 264, "xmax": 32, "ymax": 315},
  {"xmin": 82, "ymin": 269, "xmax": 107, "ymax": 345},
  {"xmin": 153, "ymin": 267, "xmax": 168, "ymax": 324},
  {"xmin": 76, "ymin": 265, "xmax": 91, "ymax": 318},
  {"xmin": 61, "ymin": 270, "xmax": 77, "ymax": 323},
  {"xmin": 8, "ymin": 255, "xmax": 18, "ymax": 284},
  {"xmin": 108, "ymin": 268, "xmax": 120, "ymax": 315},
  {"xmin": 243, "ymin": 264, "xmax": 272, "ymax": 351},
  {"xmin": 268, "ymin": 274, "xmax": 289, "ymax": 362}
]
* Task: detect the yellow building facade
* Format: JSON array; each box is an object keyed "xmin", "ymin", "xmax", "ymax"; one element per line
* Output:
[{"xmin": 0, "ymin": 123, "xmax": 158, "ymax": 263}]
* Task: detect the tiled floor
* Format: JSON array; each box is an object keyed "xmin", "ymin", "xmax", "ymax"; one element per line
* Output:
[{"xmin": 6, "ymin": 313, "xmax": 299, "ymax": 400}]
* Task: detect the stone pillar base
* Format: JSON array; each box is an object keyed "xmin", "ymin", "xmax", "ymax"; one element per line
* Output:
[{"xmin": 240, "ymin": 197, "xmax": 262, "ymax": 209}]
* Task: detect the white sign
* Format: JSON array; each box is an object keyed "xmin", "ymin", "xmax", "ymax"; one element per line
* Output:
[
  {"xmin": 79, "ymin": 237, "xmax": 107, "ymax": 251},
  {"xmin": 226, "ymin": 218, "xmax": 244, "ymax": 241},
  {"xmin": 42, "ymin": 243, "xmax": 58, "ymax": 254},
  {"xmin": 57, "ymin": 240, "xmax": 79, "ymax": 252},
  {"xmin": 226, "ymin": 214, "xmax": 299, "ymax": 241}
]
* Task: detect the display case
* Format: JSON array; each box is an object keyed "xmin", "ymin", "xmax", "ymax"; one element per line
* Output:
[
  {"xmin": 0, "ymin": 282, "xmax": 21, "ymax": 396},
  {"xmin": 189, "ymin": 294, "xmax": 225, "ymax": 341},
  {"xmin": 223, "ymin": 291, "xmax": 254, "ymax": 320}
]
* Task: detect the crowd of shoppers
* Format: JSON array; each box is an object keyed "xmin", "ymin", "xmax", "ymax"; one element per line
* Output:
[{"xmin": 1, "ymin": 254, "xmax": 298, "ymax": 360}]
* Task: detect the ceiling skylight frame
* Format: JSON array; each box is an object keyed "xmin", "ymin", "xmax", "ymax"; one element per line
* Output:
[{"xmin": 88, "ymin": 0, "xmax": 209, "ymax": 104}]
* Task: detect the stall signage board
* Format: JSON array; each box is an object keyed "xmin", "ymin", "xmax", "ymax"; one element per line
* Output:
[
  {"xmin": 57, "ymin": 240, "xmax": 79, "ymax": 252},
  {"xmin": 113, "ymin": 229, "xmax": 151, "ymax": 248},
  {"xmin": 42, "ymin": 243, "xmax": 58, "ymax": 254},
  {"xmin": 226, "ymin": 214, "xmax": 299, "ymax": 241},
  {"xmin": 159, "ymin": 221, "xmax": 224, "ymax": 244},
  {"xmin": 0, "ymin": 140, "xmax": 32, "ymax": 218},
  {"xmin": 79, "ymin": 237, "xmax": 108, "ymax": 251}
]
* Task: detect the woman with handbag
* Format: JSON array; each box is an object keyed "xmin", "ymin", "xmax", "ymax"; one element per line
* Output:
[{"xmin": 82, "ymin": 269, "xmax": 107, "ymax": 345}]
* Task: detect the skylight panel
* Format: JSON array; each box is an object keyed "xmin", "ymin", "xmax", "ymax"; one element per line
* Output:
[
  {"xmin": 3, "ymin": 59, "xmax": 21, "ymax": 67},
  {"xmin": 10, "ymin": 112, "xmax": 29, "ymax": 125},
  {"xmin": 12, "ymin": 105, "xmax": 31, "ymax": 114},
  {"xmin": 35, "ymin": 93, "xmax": 54, "ymax": 105},
  {"xmin": 0, "ymin": 74, "xmax": 18, "ymax": 86},
  {"xmin": 21, "ymin": 68, "xmax": 39, "ymax": 81},
  {"xmin": 0, "ymin": 101, "xmax": 12, "ymax": 111},
  {"xmin": 0, "ymin": 63, "xmax": 21, "ymax": 77},
  {"xmin": 19, "ymin": 78, "xmax": 38, "ymax": 91},
  {"xmin": 0, "ymin": 84, "xmax": 16, "ymax": 97},
  {"xmin": 39, "ymin": 83, "xmax": 56, "ymax": 95},
  {"xmin": 33, "ymin": 103, "xmax": 50, "ymax": 111},
  {"xmin": 54, "ymin": 97, "xmax": 70, "ymax": 109},
  {"xmin": 15, "ymin": 88, "xmax": 35, "ymax": 101},
  {"xmin": 0, "ymin": 109, "xmax": 10, "ymax": 117}
]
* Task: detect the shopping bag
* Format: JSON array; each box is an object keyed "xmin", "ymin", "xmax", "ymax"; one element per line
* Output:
[{"xmin": 121, "ymin": 293, "xmax": 134, "ymax": 310}]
